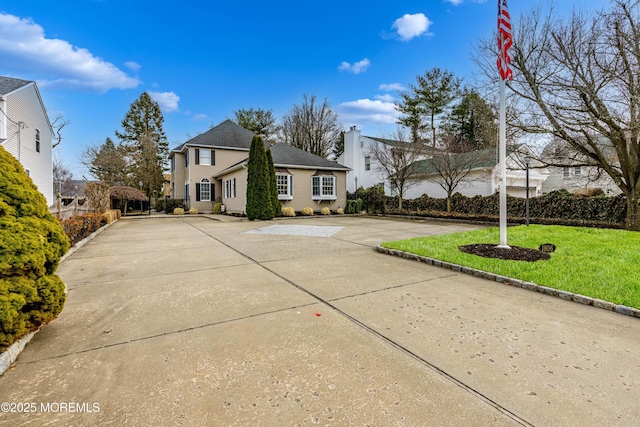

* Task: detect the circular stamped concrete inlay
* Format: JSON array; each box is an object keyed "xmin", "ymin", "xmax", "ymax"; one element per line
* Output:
[{"xmin": 243, "ymin": 224, "xmax": 344, "ymax": 237}]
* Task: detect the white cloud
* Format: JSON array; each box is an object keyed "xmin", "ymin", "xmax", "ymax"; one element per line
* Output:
[
  {"xmin": 148, "ymin": 91, "xmax": 180, "ymax": 112},
  {"xmin": 338, "ymin": 58, "xmax": 371, "ymax": 74},
  {"xmin": 0, "ymin": 13, "xmax": 139, "ymax": 92},
  {"xmin": 335, "ymin": 98, "xmax": 400, "ymax": 127},
  {"xmin": 379, "ymin": 83, "xmax": 406, "ymax": 92},
  {"xmin": 392, "ymin": 13, "xmax": 432, "ymax": 41},
  {"xmin": 375, "ymin": 94, "xmax": 396, "ymax": 102},
  {"xmin": 124, "ymin": 61, "xmax": 141, "ymax": 71}
]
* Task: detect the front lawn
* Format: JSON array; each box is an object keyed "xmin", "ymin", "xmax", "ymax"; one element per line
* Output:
[{"xmin": 381, "ymin": 225, "xmax": 640, "ymax": 309}]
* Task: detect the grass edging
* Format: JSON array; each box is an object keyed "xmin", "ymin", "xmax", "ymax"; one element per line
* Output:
[{"xmin": 375, "ymin": 245, "xmax": 640, "ymax": 319}]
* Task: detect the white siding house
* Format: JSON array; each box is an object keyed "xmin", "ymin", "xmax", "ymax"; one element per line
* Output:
[
  {"xmin": 0, "ymin": 76, "xmax": 54, "ymax": 205},
  {"xmin": 337, "ymin": 126, "xmax": 434, "ymax": 195},
  {"xmin": 404, "ymin": 145, "xmax": 549, "ymax": 199}
]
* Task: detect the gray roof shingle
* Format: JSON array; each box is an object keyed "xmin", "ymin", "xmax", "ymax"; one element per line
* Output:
[
  {"xmin": 216, "ymin": 143, "xmax": 350, "ymax": 176},
  {"xmin": 0, "ymin": 76, "xmax": 32, "ymax": 96},
  {"xmin": 171, "ymin": 120, "xmax": 254, "ymax": 153},
  {"xmin": 269, "ymin": 143, "xmax": 350, "ymax": 170}
]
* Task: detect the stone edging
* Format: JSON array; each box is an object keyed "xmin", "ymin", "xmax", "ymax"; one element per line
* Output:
[
  {"xmin": 376, "ymin": 245, "xmax": 640, "ymax": 319},
  {"xmin": 1, "ymin": 219, "xmax": 118, "ymax": 376},
  {"xmin": 0, "ymin": 331, "xmax": 36, "ymax": 376}
]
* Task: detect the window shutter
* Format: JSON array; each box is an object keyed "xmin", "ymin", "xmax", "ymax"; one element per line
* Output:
[
  {"xmin": 289, "ymin": 175, "xmax": 294, "ymax": 197},
  {"xmin": 195, "ymin": 149, "xmax": 200, "ymax": 165},
  {"xmin": 211, "ymin": 150, "xmax": 215, "ymax": 165},
  {"xmin": 196, "ymin": 183, "xmax": 201, "ymax": 201}
]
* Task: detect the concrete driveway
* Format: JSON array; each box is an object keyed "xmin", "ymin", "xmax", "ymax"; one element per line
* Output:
[{"xmin": 1, "ymin": 216, "xmax": 639, "ymax": 426}]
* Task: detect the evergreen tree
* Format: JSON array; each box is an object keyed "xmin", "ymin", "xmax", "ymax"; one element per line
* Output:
[
  {"xmin": 115, "ymin": 92, "xmax": 168, "ymax": 196},
  {"xmin": 83, "ymin": 137, "xmax": 128, "ymax": 185},
  {"xmin": 266, "ymin": 149, "xmax": 281, "ymax": 217},
  {"xmin": 233, "ymin": 108, "xmax": 280, "ymax": 142},
  {"xmin": 246, "ymin": 136, "xmax": 273, "ymax": 220},
  {"xmin": 440, "ymin": 89, "xmax": 497, "ymax": 152},
  {"xmin": 397, "ymin": 68, "xmax": 461, "ymax": 147}
]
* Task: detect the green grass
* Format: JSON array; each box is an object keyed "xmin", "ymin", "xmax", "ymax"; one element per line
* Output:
[{"xmin": 381, "ymin": 225, "xmax": 640, "ymax": 309}]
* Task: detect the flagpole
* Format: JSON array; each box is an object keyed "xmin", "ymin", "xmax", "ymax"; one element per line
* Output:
[{"xmin": 498, "ymin": 77, "xmax": 509, "ymax": 248}]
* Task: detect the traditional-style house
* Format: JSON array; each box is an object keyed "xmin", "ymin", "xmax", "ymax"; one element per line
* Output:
[{"xmin": 169, "ymin": 120, "xmax": 350, "ymax": 214}]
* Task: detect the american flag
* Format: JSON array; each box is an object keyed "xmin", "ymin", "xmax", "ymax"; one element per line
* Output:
[{"xmin": 497, "ymin": 0, "xmax": 513, "ymax": 80}]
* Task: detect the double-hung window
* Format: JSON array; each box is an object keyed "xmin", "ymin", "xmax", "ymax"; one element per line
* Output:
[
  {"xmin": 197, "ymin": 178, "xmax": 211, "ymax": 202},
  {"xmin": 312, "ymin": 174, "xmax": 337, "ymax": 200},
  {"xmin": 562, "ymin": 166, "xmax": 570, "ymax": 178},
  {"xmin": 195, "ymin": 148, "xmax": 215, "ymax": 166},
  {"xmin": 276, "ymin": 174, "xmax": 293, "ymax": 200}
]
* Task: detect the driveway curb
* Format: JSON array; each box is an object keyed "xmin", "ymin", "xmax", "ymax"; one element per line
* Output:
[
  {"xmin": 1, "ymin": 219, "xmax": 119, "ymax": 376},
  {"xmin": 376, "ymin": 245, "xmax": 640, "ymax": 319}
]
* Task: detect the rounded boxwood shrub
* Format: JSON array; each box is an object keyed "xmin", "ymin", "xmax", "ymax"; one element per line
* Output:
[
  {"xmin": 173, "ymin": 207, "xmax": 185, "ymax": 215},
  {"xmin": 301, "ymin": 207, "xmax": 314, "ymax": 216},
  {"xmin": 0, "ymin": 146, "xmax": 70, "ymax": 350}
]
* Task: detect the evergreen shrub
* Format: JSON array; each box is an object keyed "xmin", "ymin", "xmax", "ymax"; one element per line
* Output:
[
  {"xmin": 213, "ymin": 203, "xmax": 222, "ymax": 214},
  {"xmin": 0, "ymin": 146, "xmax": 70, "ymax": 350}
]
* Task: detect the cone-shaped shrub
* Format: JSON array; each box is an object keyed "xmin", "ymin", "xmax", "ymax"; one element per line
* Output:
[
  {"xmin": 266, "ymin": 149, "xmax": 281, "ymax": 217},
  {"xmin": 0, "ymin": 146, "xmax": 70, "ymax": 350},
  {"xmin": 246, "ymin": 135, "xmax": 273, "ymax": 220}
]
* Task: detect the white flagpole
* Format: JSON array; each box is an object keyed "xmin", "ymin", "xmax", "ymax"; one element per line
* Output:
[{"xmin": 498, "ymin": 78, "xmax": 509, "ymax": 248}]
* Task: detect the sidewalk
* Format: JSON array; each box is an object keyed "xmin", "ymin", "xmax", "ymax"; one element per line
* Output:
[{"xmin": 1, "ymin": 216, "xmax": 638, "ymax": 426}]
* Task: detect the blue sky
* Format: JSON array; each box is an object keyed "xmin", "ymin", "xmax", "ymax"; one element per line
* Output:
[{"xmin": 1, "ymin": 0, "xmax": 601, "ymax": 177}]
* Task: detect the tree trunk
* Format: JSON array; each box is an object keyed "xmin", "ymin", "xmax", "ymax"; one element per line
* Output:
[
  {"xmin": 398, "ymin": 196, "xmax": 403, "ymax": 210},
  {"xmin": 626, "ymin": 187, "xmax": 640, "ymax": 231},
  {"xmin": 446, "ymin": 194, "xmax": 452, "ymax": 213}
]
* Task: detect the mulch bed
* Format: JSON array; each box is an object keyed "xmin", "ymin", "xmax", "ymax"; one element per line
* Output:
[{"xmin": 459, "ymin": 244, "xmax": 550, "ymax": 262}]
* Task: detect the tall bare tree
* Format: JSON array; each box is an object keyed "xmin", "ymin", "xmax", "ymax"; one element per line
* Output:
[
  {"xmin": 475, "ymin": 0, "xmax": 640, "ymax": 230},
  {"xmin": 52, "ymin": 153, "xmax": 73, "ymax": 195},
  {"xmin": 280, "ymin": 94, "xmax": 342, "ymax": 158},
  {"xmin": 365, "ymin": 127, "xmax": 431, "ymax": 209}
]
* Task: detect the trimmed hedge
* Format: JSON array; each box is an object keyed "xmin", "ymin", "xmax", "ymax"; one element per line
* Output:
[
  {"xmin": 60, "ymin": 213, "xmax": 107, "ymax": 246},
  {"xmin": 352, "ymin": 187, "xmax": 627, "ymax": 227},
  {"xmin": 1, "ymin": 146, "xmax": 70, "ymax": 350}
]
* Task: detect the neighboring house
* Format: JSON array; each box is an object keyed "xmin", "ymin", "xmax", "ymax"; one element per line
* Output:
[
  {"xmin": 0, "ymin": 76, "xmax": 54, "ymax": 205},
  {"xmin": 539, "ymin": 138, "xmax": 621, "ymax": 195},
  {"xmin": 169, "ymin": 120, "xmax": 350, "ymax": 213},
  {"xmin": 404, "ymin": 145, "xmax": 549, "ymax": 200},
  {"xmin": 337, "ymin": 126, "xmax": 436, "ymax": 194}
]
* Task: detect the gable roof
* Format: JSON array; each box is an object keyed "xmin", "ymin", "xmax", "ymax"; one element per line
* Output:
[
  {"xmin": 170, "ymin": 120, "xmax": 254, "ymax": 156},
  {"xmin": 0, "ymin": 76, "xmax": 32, "ymax": 96},
  {"xmin": 216, "ymin": 143, "xmax": 351, "ymax": 177}
]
